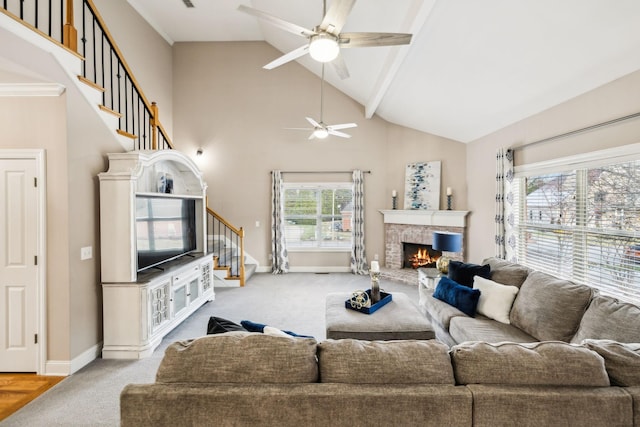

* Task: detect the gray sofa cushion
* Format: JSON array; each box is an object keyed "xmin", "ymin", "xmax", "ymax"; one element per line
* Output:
[
  {"xmin": 570, "ymin": 295, "xmax": 640, "ymax": 343},
  {"xmin": 582, "ymin": 339, "xmax": 640, "ymax": 386},
  {"xmin": 156, "ymin": 332, "xmax": 318, "ymax": 384},
  {"xmin": 317, "ymin": 339, "xmax": 455, "ymax": 384},
  {"xmin": 482, "ymin": 257, "xmax": 530, "ymax": 288},
  {"xmin": 421, "ymin": 294, "xmax": 468, "ymax": 330},
  {"xmin": 509, "ymin": 271, "xmax": 592, "ymax": 341},
  {"xmin": 467, "ymin": 385, "xmax": 632, "ymax": 427},
  {"xmin": 451, "ymin": 341, "xmax": 610, "ymax": 386},
  {"xmin": 449, "ymin": 316, "xmax": 537, "ymax": 344}
]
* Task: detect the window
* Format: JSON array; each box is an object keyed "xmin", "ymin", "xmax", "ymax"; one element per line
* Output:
[
  {"xmin": 514, "ymin": 156, "xmax": 640, "ymax": 304},
  {"xmin": 283, "ymin": 183, "xmax": 353, "ymax": 250}
]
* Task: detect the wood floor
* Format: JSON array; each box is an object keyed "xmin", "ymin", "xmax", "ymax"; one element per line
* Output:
[{"xmin": 0, "ymin": 373, "xmax": 65, "ymax": 421}]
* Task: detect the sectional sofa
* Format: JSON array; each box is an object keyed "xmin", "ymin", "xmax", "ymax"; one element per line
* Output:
[
  {"xmin": 120, "ymin": 332, "xmax": 640, "ymax": 426},
  {"xmin": 420, "ymin": 257, "xmax": 640, "ymax": 347}
]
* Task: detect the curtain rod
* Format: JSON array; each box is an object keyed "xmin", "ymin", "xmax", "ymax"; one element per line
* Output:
[
  {"xmin": 514, "ymin": 111, "xmax": 640, "ymax": 150},
  {"xmin": 270, "ymin": 170, "xmax": 372, "ymax": 174}
]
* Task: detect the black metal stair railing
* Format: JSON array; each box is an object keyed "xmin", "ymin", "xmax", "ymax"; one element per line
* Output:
[
  {"xmin": 79, "ymin": 0, "xmax": 171, "ymax": 150},
  {"xmin": 2, "ymin": 0, "xmax": 245, "ymax": 285},
  {"xmin": 207, "ymin": 207, "xmax": 246, "ymax": 286},
  {"xmin": 0, "ymin": 0, "xmax": 172, "ymax": 150}
]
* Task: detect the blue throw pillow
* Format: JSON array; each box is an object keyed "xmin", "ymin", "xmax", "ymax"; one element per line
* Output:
[
  {"xmin": 448, "ymin": 261, "xmax": 491, "ymax": 287},
  {"xmin": 433, "ymin": 276, "xmax": 481, "ymax": 317},
  {"xmin": 240, "ymin": 320, "xmax": 314, "ymax": 339}
]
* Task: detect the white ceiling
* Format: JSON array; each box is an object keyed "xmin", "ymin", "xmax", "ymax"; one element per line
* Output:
[{"xmin": 127, "ymin": 0, "xmax": 640, "ymax": 143}]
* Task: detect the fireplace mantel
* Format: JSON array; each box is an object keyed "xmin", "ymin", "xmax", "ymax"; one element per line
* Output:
[{"xmin": 379, "ymin": 210, "xmax": 469, "ymax": 228}]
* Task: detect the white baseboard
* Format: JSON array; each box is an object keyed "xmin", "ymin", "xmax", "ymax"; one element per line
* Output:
[
  {"xmin": 45, "ymin": 341, "xmax": 103, "ymax": 376},
  {"xmin": 288, "ymin": 266, "xmax": 352, "ymax": 273},
  {"xmin": 256, "ymin": 266, "xmax": 352, "ymax": 273}
]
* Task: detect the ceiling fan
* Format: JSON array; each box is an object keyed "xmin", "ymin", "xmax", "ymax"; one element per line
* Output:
[
  {"xmin": 286, "ymin": 65, "xmax": 357, "ymax": 140},
  {"xmin": 238, "ymin": 0, "xmax": 412, "ymax": 79}
]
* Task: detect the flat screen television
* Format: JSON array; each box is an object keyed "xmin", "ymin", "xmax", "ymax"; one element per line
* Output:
[{"xmin": 135, "ymin": 195, "xmax": 197, "ymax": 272}]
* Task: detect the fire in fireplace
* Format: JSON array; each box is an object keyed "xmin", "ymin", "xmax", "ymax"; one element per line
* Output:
[{"xmin": 402, "ymin": 242, "xmax": 442, "ymax": 269}]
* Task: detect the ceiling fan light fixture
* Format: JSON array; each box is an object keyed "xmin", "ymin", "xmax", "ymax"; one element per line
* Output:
[
  {"xmin": 313, "ymin": 128, "xmax": 329, "ymax": 139},
  {"xmin": 309, "ymin": 33, "xmax": 339, "ymax": 63}
]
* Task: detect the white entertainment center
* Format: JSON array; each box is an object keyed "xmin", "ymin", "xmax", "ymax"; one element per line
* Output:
[{"xmin": 99, "ymin": 150, "xmax": 214, "ymax": 359}]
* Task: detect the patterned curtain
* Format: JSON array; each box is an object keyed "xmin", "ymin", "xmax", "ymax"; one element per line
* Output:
[
  {"xmin": 495, "ymin": 148, "xmax": 517, "ymax": 261},
  {"xmin": 350, "ymin": 169, "xmax": 368, "ymax": 274},
  {"xmin": 271, "ymin": 170, "xmax": 289, "ymax": 274}
]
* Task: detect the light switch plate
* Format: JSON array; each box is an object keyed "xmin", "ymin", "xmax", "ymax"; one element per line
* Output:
[{"xmin": 81, "ymin": 246, "xmax": 93, "ymax": 260}]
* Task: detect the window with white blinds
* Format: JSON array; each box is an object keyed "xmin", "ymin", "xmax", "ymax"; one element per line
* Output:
[
  {"xmin": 515, "ymin": 158, "xmax": 640, "ymax": 304},
  {"xmin": 282, "ymin": 183, "xmax": 353, "ymax": 250}
]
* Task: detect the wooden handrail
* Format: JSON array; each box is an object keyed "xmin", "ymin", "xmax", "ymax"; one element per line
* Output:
[{"xmin": 207, "ymin": 207, "xmax": 244, "ymax": 237}]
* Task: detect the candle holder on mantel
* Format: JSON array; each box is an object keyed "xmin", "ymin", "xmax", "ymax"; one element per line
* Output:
[
  {"xmin": 392, "ymin": 195, "xmax": 398, "ymax": 210},
  {"xmin": 447, "ymin": 195, "xmax": 452, "ymax": 210}
]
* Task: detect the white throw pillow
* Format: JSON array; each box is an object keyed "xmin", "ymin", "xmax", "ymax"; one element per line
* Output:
[
  {"xmin": 263, "ymin": 326, "xmax": 292, "ymax": 338},
  {"xmin": 473, "ymin": 276, "xmax": 519, "ymax": 324}
]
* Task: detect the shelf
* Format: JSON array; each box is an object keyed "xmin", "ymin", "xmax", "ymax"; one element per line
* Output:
[{"xmin": 135, "ymin": 191, "xmax": 203, "ymax": 200}]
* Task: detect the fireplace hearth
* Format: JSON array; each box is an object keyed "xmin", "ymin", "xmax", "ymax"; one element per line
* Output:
[{"xmin": 403, "ymin": 243, "xmax": 441, "ymax": 269}]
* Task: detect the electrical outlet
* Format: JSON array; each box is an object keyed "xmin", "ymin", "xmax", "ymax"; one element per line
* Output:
[
  {"xmin": 255, "ymin": 220, "xmax": 260, "ymax": 227},
  {"xmin": 81, "ymin": 246, "xmax": 92, "ymax": 260}
]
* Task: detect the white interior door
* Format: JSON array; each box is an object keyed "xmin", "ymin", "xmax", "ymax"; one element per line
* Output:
[{"xmin": 0, "ymin": 158, "xmax": 39, "ymax": 372}]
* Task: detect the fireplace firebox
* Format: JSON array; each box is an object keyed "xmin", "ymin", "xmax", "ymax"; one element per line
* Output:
[{"xmin": 402, "ymin": 242, "xmax": 442, "ymax": 269}]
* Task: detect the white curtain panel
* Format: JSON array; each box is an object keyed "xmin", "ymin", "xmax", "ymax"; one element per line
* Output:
[
  {"xmin": 495, "ymin": 148, "xmax": 517, "ymax": 261},
  {"xmin": 271, "ymin": 170, "xmax": 289, "ymax": 274},
  {"xmin": 350, "ymin": 169, "xmax": 368, "ymax": 274}
]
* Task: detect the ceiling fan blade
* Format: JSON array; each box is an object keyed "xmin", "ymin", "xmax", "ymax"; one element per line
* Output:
[
  {"xmin": 320, "ymin": 0, "xmax": 357, "ymax": 35},
  {"xmin": 339, "ymin": 32, "xmax": 412, "ymax": 48},
  {"xmin": 306, "ymin": 117, "xmax": 322, "ymax": 128},
  {"xmin": 238, "ymin": 5, "xmax": 315, "ymax": 38},
  {"xmin": 331, "ymin": 54, "xmax": 350, "ymax": 80},
  {"xmin": 328, "ymin": 129, "xmax": 352, "ymax": 138},
  {"xmin": 308, "ymin": 132, "xmax": 316, "ymax": 140},
  {"xmin": 264, "ymin": 45, "xmax": 310, "ymax": 70},
  {"xmin": 328, "ymin": 123, "xmax": 357, "ymax": 130}
]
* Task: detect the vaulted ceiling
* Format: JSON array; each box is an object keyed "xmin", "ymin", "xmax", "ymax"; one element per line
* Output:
[{"xmin": 129, "ymin": 0, "xmax": 640, "ymax": 143}]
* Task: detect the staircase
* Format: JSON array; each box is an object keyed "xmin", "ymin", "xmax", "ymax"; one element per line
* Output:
[{"xmin": 0, "ymin": 0, "xmax": 256, "ymax": 286}]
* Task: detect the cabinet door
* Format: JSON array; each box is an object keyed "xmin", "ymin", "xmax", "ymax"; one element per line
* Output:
[
  {"xmin": 172, "ymin": 284, "xmax": 188, "ymax": 317},
  {"xmin": 188, "ymin": 275, "xmax": 200, "ymax": 302},
  {"xmin": 150, "ymin": 280, "xmax": 171, "ymax": 333}
]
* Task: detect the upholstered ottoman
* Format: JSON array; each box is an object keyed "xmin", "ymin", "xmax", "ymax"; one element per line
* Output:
[{"xmin": 325, "ymin": 292, "xmax": 435, "ymax": 340}]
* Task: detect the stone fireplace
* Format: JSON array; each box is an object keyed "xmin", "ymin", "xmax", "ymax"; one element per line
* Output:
[{"xmin": 379, "ymin": 210, "xmax": 469, "ymax": 284}]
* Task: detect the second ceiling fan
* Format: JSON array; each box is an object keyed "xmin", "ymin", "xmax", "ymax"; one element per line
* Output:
[
  {"xmin": 286, "ymin": 64, "xmax": 357, "ymax": 140},
  {"xmin": 238, "ymin": 0, "xmax": 412, "ymax": 79}
]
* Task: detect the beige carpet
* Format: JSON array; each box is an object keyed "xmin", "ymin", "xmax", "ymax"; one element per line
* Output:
[{"xmin": 1, "ymin": 272, "xmax": 419, "ymax": 426}]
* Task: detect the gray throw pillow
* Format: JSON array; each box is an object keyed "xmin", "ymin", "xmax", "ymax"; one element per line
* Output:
[{"xmin": 509, "ymin": 271, "xmax": 592, "ymax": 342}]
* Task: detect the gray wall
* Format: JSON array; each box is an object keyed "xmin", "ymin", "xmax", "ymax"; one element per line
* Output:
[
  {"xmin": 466, "ymin": 68, "xmax": 640, "ymax": 262},
  {"xmin": 171, "ymin": 41, "xmax": 467, "ymax": 269}
]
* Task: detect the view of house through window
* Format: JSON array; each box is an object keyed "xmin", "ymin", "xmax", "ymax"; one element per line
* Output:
[
  {"xmin": 283, "ymin": 183, "xmax": 353, "ymax": 250},
  {"xmin": 515, "ymin": 158, "xmax": 640, "ymax": 303}
]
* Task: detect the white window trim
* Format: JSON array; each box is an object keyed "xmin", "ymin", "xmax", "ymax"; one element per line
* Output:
[{"xmin": 515, "ymin": 142, "xmax": 640, "ymax": 177}]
